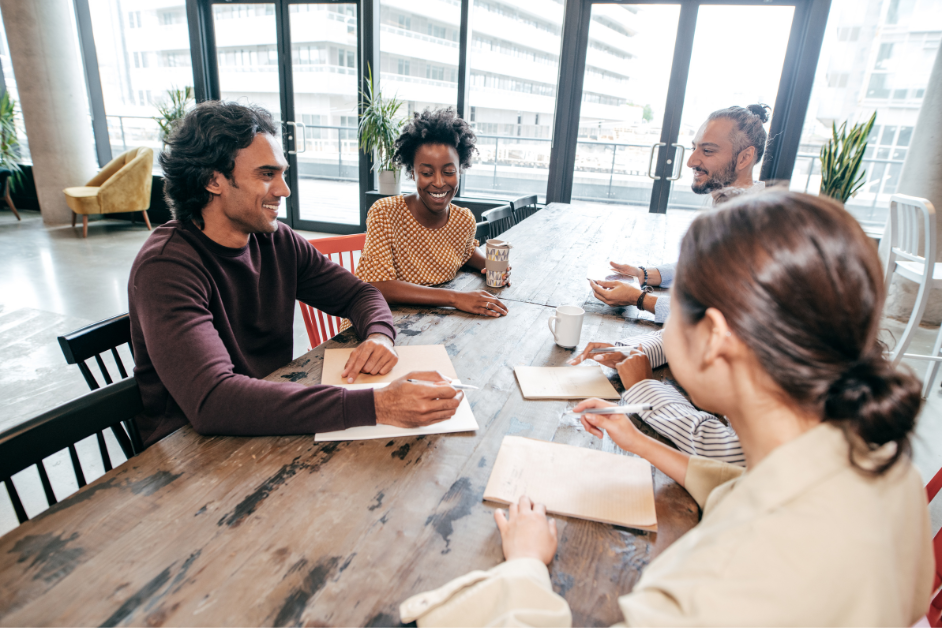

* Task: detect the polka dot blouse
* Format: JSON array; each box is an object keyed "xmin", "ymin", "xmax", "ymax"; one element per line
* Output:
[{"xmin": 355, "ymin": 195, "xmax": 479, "ymax": 285}]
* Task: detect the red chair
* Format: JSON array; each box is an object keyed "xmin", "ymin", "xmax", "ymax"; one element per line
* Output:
[
  {"xmin": 927, "ymin": 466, "xmax": 942, "ymax": 627},
  {"xmin": 300, "ymin": 233, "xmax": 367, "ymax": 349}
]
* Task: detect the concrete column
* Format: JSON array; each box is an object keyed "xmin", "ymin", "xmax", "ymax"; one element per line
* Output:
[
  {"xmin": 0, "ymin": 0, "xmax": 98, "ymax": 226},
  {"xmin": 881, "ymin": 42, "xmax": 942, "ymax": 324}
]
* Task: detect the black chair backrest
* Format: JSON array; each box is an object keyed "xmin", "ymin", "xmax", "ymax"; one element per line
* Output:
[
  {"xmin": 511, "ymin": 195, "xmax": 542, "ymax": 221},
  {"xmin": 58, "ymin": 313, "xmax": 140, "ymax": 457},
  {"xmin": 0, "ymin": 378, "xmax": 144, "ymax": 525},
  {"xmin": 480, "ymin": 204, "xmax": 516, "ymax": 241}
]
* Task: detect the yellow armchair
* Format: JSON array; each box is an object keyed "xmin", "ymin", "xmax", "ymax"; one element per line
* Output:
[{"xmin": 64, "ymin": 147, "xmax": 154, "ymax": 237}]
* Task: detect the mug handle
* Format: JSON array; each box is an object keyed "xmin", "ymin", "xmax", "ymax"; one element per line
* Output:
[{"xmin": 547, "ymin": 315, "xmax": 559, "ymax": 343}]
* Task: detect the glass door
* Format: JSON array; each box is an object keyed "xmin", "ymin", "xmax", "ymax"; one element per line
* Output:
[
  {"xmin": 571, "ymin": 4, "xmax": 681, "ymax": 209},
  {"xmin": 570, "ymin": 1, "xmax": 800, "ymax": 213},
  {"xmin": 663, "ymin": 4, "xmax": 794, "ymax": 211},
  {"xmin": 209, "ymin": 1, "xmax": 363, "ymax": 233}
]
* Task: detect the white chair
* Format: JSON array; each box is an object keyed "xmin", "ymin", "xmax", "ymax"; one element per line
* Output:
[{"xmin": 883, "ymin": 194, "xmax": 942, "ymax": 397}]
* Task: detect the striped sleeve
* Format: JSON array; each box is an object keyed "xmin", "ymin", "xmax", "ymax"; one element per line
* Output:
[
  {"xmin": 616, "ymin": 330, "xmax": 666, "ymax": 368},
  {"xmin": 620, "ymin": 379, "xmax": 745, "ymax": 466}
]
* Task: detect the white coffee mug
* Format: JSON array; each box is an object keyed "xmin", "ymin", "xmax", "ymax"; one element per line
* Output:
[{"xmin": 547, "ymin": 305, "xmax": 584, "ymax": 348}]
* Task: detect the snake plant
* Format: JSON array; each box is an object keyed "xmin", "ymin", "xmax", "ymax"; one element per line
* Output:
[{"xmin": 819, "ymin": 112, "xmax": 876, "ymax": 203}]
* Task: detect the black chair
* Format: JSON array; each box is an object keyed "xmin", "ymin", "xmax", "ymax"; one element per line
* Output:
[
  {"xmin": 0, "ymin": 378, "xmax": 144, "ymax": 524},
  {"xmin": 57, "ymin": 313, "xmax": 141, "ymax": 457},
  {"xmin": 475, "ymin": 204, "xmax": 516, "ymax": 242},
  {"xmin": 511, "ymin": 194, "xmax": 543, "ymax": 221}
]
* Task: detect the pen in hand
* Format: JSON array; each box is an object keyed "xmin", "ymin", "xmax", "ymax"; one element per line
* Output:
[
  {"xmin": 407, "ymin": 379, "xmax": 479, "ymax": 391},
  {"xmin": 570, "ymin": 404, "xmax": 652, "ymax": 416}
]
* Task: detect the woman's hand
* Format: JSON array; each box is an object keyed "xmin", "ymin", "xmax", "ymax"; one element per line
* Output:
[
  {"xmin": 568, "ymin": 342, "xmax": 622, "ymax": 368},
  {"xmin": 453, "ymin": 290, "xmax": 509, "ymax": 317},
  {"xmin": 479, "ymin": 265, "xmax": 512, "ymax": 287},
  {"xmin": 574, "ymin": 398, "xmax": 646, "ymax": 455},
  {"xmin": 494, "ymin": 496, "xmax": 558, "ymax": 565},
  {"xmin": 589, "ymin": 279, "xmax": 642, "ymax": 307},
  {"xmin": 615, "ymin": 350, "xmax": 653, "ymax": 390}
]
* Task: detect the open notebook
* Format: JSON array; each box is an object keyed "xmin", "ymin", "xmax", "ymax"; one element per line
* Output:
[
  {"xmin": 322, "ymin": 344, "xmax": 459, "ymax": 386},
  {"xmin": 483, "ymin": 435, "xmax": 657, "ymax": 531},
  {"xmin": 316, "ymin": 345, "xmax": 476, "ymax": 441},
  {"xmin": 514, "ymin": 365, "xmax": 621, "ymax": 400}
]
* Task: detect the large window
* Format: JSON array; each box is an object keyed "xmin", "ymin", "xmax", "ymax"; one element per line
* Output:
[
  {"xmin": 464, "ymin": 0, "xmax": 564, "ymax": 201},
  {"xmin": 88, "ymin": 0, "xmax": 195, "ymax": 169},
  {"xmin": 789, "ymin": 0, "xmax": 942, "ymax": 226},
  {"xmin": 379, "ymin": 0, "xmax": 461, "ymax": 195}
]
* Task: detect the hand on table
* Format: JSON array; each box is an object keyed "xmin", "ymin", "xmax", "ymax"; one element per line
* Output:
[
  {"xmin": 608, "ymin": 261, "xmax": 645, "ymax": 282},
  {"xmin": 615, "ymin": 349, "xmax": 653, "ymax": 390},
  {"xmin": 494, "ymin": 495, "xmax": 558, "ymax": 565},
  {"xmin": 589, "ymin": 278, "xmax": 642, "ymax": 307},
  {"xmin": 609, "ymin": 262, "xmax": 660, "ymax": 286},
  {"xmin": 341, "ymin": 333, "xmax": 398, "ymax": 383},
  {"xmin": 454, "ymin": 290, "xmax": 509, "ymax": 318},
  {"xmin": 575, "ymin": 398, "xmax": 646, "ymax": 455},
  {"xmin": 568, "ymin": 342, "xmax": 623, "ymax": 368},
  {"xmin": 374, "ymin": 371, "xmax": 463, "ymax": 428}
]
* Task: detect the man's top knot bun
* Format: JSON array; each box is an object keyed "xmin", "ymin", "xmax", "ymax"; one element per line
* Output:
[{"xmin": 747, "ymin": 103, "xmax": 771, "ymax": 123}]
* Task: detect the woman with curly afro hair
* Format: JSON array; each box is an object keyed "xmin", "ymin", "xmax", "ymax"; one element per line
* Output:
[{"xmin": 349, "ymin": 108, "xmax": 509, "ymax": 321}]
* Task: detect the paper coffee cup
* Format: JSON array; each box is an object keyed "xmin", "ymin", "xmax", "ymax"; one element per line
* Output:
[{"xmin": 485, "ymin": 239, "xmax": 511, "ymax": 287}]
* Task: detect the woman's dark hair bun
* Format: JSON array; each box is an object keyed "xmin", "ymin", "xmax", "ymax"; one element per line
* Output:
[
  {"xmin": 824, "ymin": 355, "xmax": 921, "ymax": 474},
  {"xmin": 747, "ymin": 103, "xmax": 771, "ymax": 123}
]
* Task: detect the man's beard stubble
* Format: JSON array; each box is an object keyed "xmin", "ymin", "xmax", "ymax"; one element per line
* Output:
[{"xmin": 691, "ymin": 156, "xmax": 737, "ymax": 195}]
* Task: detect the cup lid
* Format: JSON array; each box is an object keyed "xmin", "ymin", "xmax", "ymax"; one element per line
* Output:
[{"xmin": 486, "ymin": 239, "xmax": 512, "ymax": 249}]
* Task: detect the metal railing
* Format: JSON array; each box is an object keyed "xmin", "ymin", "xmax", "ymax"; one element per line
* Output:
[{"xmin": 795, "ymin": 151, "xmax": 905, "ymax": 209}]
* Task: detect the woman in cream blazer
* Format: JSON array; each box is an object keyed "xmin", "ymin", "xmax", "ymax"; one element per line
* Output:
[{"xmin": 399, "ymin": 191, "xmax": 934, "ymax": 627}]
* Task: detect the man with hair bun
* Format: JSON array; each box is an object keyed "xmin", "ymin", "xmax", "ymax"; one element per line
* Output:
[
  {"xmin": 128, "ymin": 101, "xmax": 464, "ymax": 447},
  {"xmin": 576, "ymin": 105, "xmax": 775, "ymax": 464}
]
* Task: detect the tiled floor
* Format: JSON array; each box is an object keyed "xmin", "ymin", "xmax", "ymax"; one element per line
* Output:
[{"xmin": 1, "ymin": 208, "xmax": 940, "ymax": 539}]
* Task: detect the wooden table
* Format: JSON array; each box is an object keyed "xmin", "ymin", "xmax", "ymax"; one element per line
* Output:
[{"xmin": 0, "ymin": 203, "xmax": 698, "ymax": 627}]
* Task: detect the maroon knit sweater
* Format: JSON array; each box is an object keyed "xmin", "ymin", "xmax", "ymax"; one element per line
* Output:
[{"xmin": 128, "ymin": 221, "xmax": 395, "ymax": 446}]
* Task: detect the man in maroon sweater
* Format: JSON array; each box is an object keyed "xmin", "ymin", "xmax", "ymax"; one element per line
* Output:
[{"xmin": 129, "ymin": 102, "xmax": 461, "ymax": 446}]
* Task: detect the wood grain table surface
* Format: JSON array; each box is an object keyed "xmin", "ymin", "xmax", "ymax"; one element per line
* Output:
[{"xmin": 0, "ymin": 203, "xmax": 698, "ymax": 627}]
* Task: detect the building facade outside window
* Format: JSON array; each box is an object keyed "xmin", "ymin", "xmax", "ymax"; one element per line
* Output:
[
  {"xmin": 789, "ymin": 0, "xmax": 942, "ymax": 226},
  {"xmin": 88, "ymin": 0, "xmax": 196, "ymax": 172}
]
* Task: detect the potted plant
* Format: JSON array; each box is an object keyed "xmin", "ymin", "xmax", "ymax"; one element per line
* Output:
[
  {"xmin": 358, "ymin": 65, "xmax": 405, "ymax": 194},
  {"xmin": 819, "ymin": 112, "xmax": 876, "ymax": 203},
  {"xmin": 0, "ymin": 91, "xmax": 23, "ymax": 218},
  {"xmin": 154, "ymin": 86, "xmax": 194, "ymax": 147}
]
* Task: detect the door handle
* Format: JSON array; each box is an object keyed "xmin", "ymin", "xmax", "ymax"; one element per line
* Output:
[
  {"xmin": 667, "ymin": 143, "xmax": 686, "ymax": 181},
  {"xmin": 286, "ymin": 121, "xmax": 307, "ymax": 154},
  {"xmin": 647, "ymin": 142, "xmax": 666, "ymax": 180}
]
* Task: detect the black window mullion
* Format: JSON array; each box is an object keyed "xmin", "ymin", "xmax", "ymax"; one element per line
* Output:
[{"xmin": 73, "ymin": 0, "xmax": 112, "ymax": 166}]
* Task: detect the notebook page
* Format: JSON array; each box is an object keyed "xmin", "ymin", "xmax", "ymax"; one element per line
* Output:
[
  {"xmin": 314, "ymin": 381, "xmax": 478, "ymax": 441},
  {"xmin": 513, "ymin": 365, "xmax": 621, "ymax": 399},
  {"xmin": 483, "ymin": 435, "xmax": 657, "ymax": 531},
  {"xmin": 322, "ymin": 345, "xmax": 460, "ymax": 386}
]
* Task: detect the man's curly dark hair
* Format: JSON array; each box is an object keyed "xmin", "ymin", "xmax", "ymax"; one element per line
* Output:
[
  {"xmin": 159, "ymin": 101, "xmax": 278, "ymax": 228},
  {"xmin": 393, "ymin": 108, "xmax": 478, "ymax": 175}
]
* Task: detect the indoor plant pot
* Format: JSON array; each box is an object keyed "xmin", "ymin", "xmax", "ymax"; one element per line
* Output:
[
  {"xmin": 359, "ymin": 65, "xmax": 404, "ymax": 195},
  {"xmin": 378, "ymin": 169, "xmax": 401, "ymax": 194}
]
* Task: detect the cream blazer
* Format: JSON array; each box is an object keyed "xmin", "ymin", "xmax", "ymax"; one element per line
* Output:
[{"xmin": 401, "ymin": 423, "xmax": 933, "ymax": 627}]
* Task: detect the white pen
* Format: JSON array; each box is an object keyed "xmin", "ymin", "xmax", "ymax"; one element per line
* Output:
[
  {"xmin": 589, "ymin": 346, "xmax": 633, "ymax": 355},
  {"xmin": 570, "ymin": 404, "xmax": 652, "ymax": 416},
  {"xmin": 407, "ymin": 379, "xmax": 479, "ymax": 391}
]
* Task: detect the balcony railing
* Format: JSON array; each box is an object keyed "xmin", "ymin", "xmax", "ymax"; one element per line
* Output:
[{"xmin": 98, "ymin": 118, "xmax": 904, "ymax": 221}]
